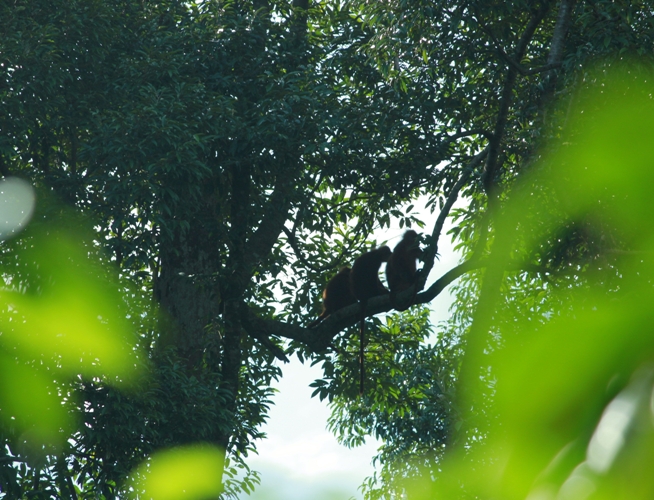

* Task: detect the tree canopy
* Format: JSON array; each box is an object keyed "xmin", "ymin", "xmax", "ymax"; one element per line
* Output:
[{"xmin": 1, "ymin": 0, "xmax": 654, "ymax": 498}]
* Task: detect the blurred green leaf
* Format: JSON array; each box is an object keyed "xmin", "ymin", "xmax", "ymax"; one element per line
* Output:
[
  {"xmin": 0, "ymin": 351, "xmax": 69, "ymax": 447},
  {"xmin": 0, "ymin": 230, "xmax": 140, "ymax": 381},
  {"xmin": 423, "ymin": 65, "xmax": 654, "ymax": 500},
  {"xmin": 128, "ymin": 445, "xmax": 224, "ymax": 500}
]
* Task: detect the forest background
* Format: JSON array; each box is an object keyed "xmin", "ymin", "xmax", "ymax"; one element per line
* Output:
[{"xmin": 2, "ymin": 0, "xmax": 654, "ymax": 499}]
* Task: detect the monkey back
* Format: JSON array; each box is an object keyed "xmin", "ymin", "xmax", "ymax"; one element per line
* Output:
[{"xmin": 350, "ymin": 246, "xmax": 391, "ymax": 302}]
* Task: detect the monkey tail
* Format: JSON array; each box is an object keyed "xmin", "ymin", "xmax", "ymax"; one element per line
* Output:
[{"xmin": 359, "ymin": 300, "xmax": 367, "ymax": 396}]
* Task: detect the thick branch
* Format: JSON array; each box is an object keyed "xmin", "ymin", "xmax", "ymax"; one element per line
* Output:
[
  {"xmin": 220, "ymin": 299, "xmax": 244, "ymax": 451},
  {"xmin": 247, "ymin": 293, "xmax": 397, "ymax": 352},
  {"xmin": 246, "ymin": 257, "xmax": 485, "ymax": 352},
  {"xmin": 225, "ymin": 163, "xmax": 251, "ymax": 300},
  {"xmin": 418, "ymin": 259, "xmax": 484, "ymax": 303},
  {"xmin": 228, "ymin": 174, "xmax": 296, "ymax": 298},
  {"xmin": 246, "ymin": 185, "xmax": 293, "ymax": 268},
  {"xmin": 244, "ymin": 252, "xmax": 556, "ymax": 354}
]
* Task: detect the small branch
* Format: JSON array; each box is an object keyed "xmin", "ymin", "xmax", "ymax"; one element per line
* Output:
[
  {"xmin": 496, "ymin": 48, "xmax": 523, "ymax": 74},
  {"xmin": 66, "ymin": 473, "xmax": 79, "ymax": 500},
  {"xmin": 416, "ymin": 256, "xmax": 551, "ymax": 310},
  {"xmin": 515, "ymin": 2, "xmax": 554, "ymax": 60},
  {"xmin": 420, "ymin": 148, "xmax": 488, "ymax": 285},
  {"xmin": 482, "ymin": 13, "xmax": 561, "ymax": 78},
  {"xmin": 280, "ymin": 173, "xmax": 371, "ymax": 274},
  {"xmin": 489, "ymin": 34, "xmax": 562, "ymax": 77},
  {"xmin": 281, "ymin": 220, "xmax": 364, "ymax": 274},
  {"xmin": 246, "ymin": 328, "xmax": 290, "ymax": 362},
  {"xmin": 282, "ymin": 226, "xmax": 324, "ymax": 272}
]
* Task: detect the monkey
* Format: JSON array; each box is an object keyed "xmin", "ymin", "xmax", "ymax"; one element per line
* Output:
[
  {"xmin": 307, "ymin": 266, "xmax": 357, "ymax": 328},
  {"xmin": 350, "ymin": 246, "xmax": 392, "ymax": 302},
  {"xmin": 350, "ymin": 245, "xmax": 392, "ymax": 395},
  {"xmin": 386, "ymin": 230, "xmax": 423, "ymax": 311}
]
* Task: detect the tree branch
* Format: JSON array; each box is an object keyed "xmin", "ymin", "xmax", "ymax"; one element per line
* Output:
[
  {"xmin": 228, "ymin": 172, "xmax": 296, "ymax": 299},
  {"xmin": 482, "ymin": 1, "xmax": 553, "ymax": 202},
  {"xmin": 242, "ymin": 308, "xmax": 290, "ymax": 362},
  {"xmin": 281, "ymin": 215, "xmax": 365, "ymax": 274},
  {"xmin": 505, "ymin": 58, "xmax": 562, "ymax": 76},
  {"xmin": 440, "ymin": 129, "xmax": 493, "ymax": 142},
  {"xmin": 244, "ymin": 251, "xmax": 552, "ymax": 354},
  {"xmin": 486, "ymin": 31, "xmax": 562, "ymax": 77},
  {"xmin": 540, "ymin": 0, "xmax": 576, "ymax": 116},
  {"xmin": 245, "ymin": 256, "xmax": 488, "ymax": 352},
  {"xmin": 247, "ymin": 188, "xmax": 292, "ymax": 269},
  {"xmin": 547, "ymin": 0, "xmax": 575, "ymax": 68},
  {"xmin": 224, "ymin": 163, "xmax": 251, "ymax": 300},
  {"xmin": 420, "ymin": 148, "xmax": 488, "ymax": 285},
  {"xmin": 418, "ymin": 259, "xmax": 484, "ymax": 303}
]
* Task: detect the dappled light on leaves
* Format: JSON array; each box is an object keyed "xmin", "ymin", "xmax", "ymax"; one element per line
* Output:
[{"xmin": 128, "ymin": 445, "xmax": 224, "ymax": 500}]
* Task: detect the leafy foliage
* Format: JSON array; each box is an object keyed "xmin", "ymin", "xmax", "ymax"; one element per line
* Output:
[{"xmin": 323, "ymin": 308, "xmax": 455, "ymax": 499}]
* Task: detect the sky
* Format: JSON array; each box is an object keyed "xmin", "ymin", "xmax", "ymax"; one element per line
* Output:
[{"xmin": 244, "ymin": 204, "xmax": 463, "ymax": 500}]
